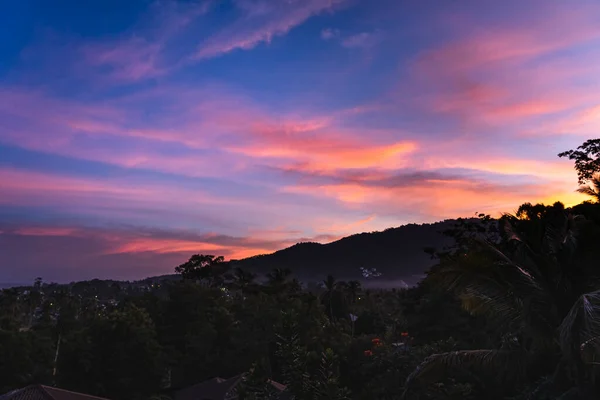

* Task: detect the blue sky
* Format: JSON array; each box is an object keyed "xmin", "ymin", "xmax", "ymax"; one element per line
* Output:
[{"xmin": 1, "ymin": 0, "xmax": 599, "ymax": 282}]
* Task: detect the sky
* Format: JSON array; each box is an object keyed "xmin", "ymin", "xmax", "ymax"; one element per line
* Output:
[{"xmin": 1, "ymin": 0, "xmax": 599, "ymax": 283}]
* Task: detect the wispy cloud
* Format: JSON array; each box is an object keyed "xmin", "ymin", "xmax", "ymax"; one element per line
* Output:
[
  {"xmin": 321, "ymin": 28, "xmax": 340, "ymax": 40},
  {"xmin": 404, "ymin": 2, "xmax": 600, "ymax": 129},
  {"xmin": 0, "ymin": 167, "xmax": 242, "ymax": 227},
  {"xmin": 0, "ymin": 86, "xmax": 414, "ymax": 179},
  {"xmin": 82, "ymin": 37, "xmax": 165, "ymax": 81},
  {"xmin": 80, "ymin": 0, "xmax": 212, "ymax": 81},
  {"xmin": 0, "ymin": 222, "xmax": 349, "ymax": 281},
  {"xmin": 194, "ymin": 0, "xmax": 347, "ymax": 59},
  {"xmin": 341, "ymin": 31, "xmax": 381, "ymax": 49}
]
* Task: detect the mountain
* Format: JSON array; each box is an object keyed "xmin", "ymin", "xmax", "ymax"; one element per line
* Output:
[
  {"xmin": 0, "ymin": 283, "xmax": 27, "ymax": 289},
  {"xmin": 3, "ymin": 221, "xmax": 456, "ymax": 291},
  {"xmin": 230, "ymin": 220, "xmax": 456, "ymax": 287}
]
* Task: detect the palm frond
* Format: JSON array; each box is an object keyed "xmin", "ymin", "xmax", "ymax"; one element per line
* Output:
[
  {"xmin": 577, "ymin": 185, "xmax": 599, "ymax": 200},
  {"xmin": 559, "ymin": 289, "xmax": 600, "ymax": 363},
  {"xmin": 431, "ymin": 241, "xmax": 544, "ymax": 309},
  {"xmin": 403, "ymin": 349, "xmax": 525, "ymax": 396},
  {"xmin": 457, "ymin": 286, "xmax": 522, "ymax": 326}
]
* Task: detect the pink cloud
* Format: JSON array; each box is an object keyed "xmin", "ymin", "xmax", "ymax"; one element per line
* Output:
[
  {"xmin": 0, "ymin": 82, "xmax": 584, "ymax": 229},
  {"xmin": 80, "ymin": 1, "xmax": 212, "ymax": 81},
  {"xmin": 415, "ymin": 5, "xmax": 600, "ymax": 73},
  {"xmin": 0, "ymin": 166, "xmax": 362, "ymax": 246},
  {"xmin": 110, "ymin": 236, "xmax": 282, "ymax": 260},
  {"xmin": 0, "ymin": 86, "xmax": 417, "ymax": 179},
  {"xmin": 533, "ymin": 104, "xmax": 600, "ymax": 137},
  {"xmin": 322, "ymin": 214, "xmax": 377, "ymax": 235},
  {"xmin": 13, "ymin": 227, "xmax": 80, "ymax": 237},
  {"xmin": 1, "ymin": 221, "xmax": 359, "ymax": 281},
  {"xmin": 0, "ymin": 168, "xmax": 243, "ymax": 217},
  {"xmin": 82, "ymin": 37, "xmax": 165, "ymax": 81},
  {"xmin": 405, "ymin": 2, "xmax": 600, "ymax": 128}
]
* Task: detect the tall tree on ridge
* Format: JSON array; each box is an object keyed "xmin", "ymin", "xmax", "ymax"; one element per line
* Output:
[{"xmin": 175, "ymin": 254, "xmax": 227, "ymax": 287}]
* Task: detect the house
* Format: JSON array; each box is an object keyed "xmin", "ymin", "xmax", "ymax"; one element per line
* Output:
[
  {"xmin": 173, "ymin": 375, "xmax": 292, "ymax": 400},
  {"xmin": 0, "ymin": 385, "xmax": 109, "ymax": 400}
]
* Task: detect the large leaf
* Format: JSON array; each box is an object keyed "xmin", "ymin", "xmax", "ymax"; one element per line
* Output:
[
  {"xmin": 429, "ymin": 239, "xmax": 550, "ymax": 333},
  {"xmin": 576, "ymin": 175, "xmax": 600, "ymax": 202},
  {"xmin": 559, "ymin": 289, "xmax": 600, "ymax": 364},
  {"xmin": 403, "ymin": 349, "xmax": 525, "ymax": 396}
]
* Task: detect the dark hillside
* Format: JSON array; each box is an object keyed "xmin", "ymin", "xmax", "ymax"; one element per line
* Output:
[{"xmin": 230, "ymin": 220, "xmax": 455, "ymax": 285}]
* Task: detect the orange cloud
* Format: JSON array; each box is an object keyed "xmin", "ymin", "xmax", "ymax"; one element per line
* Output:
[
  {"xmin": 13, "ymin": 227, "xmax": 80, "ymax": 237},
  {"xmin": 419, "ymin": 156, "xmax": 577, "ymax": 182},
  {"xmin": 3, "ymin": 222, "xmax": 326, "ymax": 264},
  {"xmin": 319, "ymin": 215, "xmax": 377, "ymax": 236},
  {"xmin": 231, "ymin": 138, "xmax": 417, "ymax": 171},
  {"xmin": 1, "ymin": 87, "xmax": 414, "ymax": 179},
  {"xmin": 112, "ymin": 238, "xmax": 275, "ymax": 260},
  {"xmin": 111, "ymin": 239, "xmax": 226, "ymax": 254},
  {"xmin": 282, "ymin": 168, "xmax": 587, "ymax": 221}
]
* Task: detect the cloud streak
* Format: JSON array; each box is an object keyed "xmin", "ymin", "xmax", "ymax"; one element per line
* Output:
[
  {"xmin": 194, "ymin": 0, "xmax": 347, "ymax": 59},
  {"xmin": 0, "ymin": 222, "xmax": 346, "ymax": 282},
  {"xmin": 80, "ymin": 1, "xmax": 213, "ymax": 81}
]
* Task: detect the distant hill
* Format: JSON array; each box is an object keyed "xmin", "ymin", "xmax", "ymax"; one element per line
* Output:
[
  {"xmin": 230, "ymin": 220, "xmax": 456, "ymax": 287},
  {"xmin": 0, "ymin": 282, "xmax": 27, "ymax": 289},
  {"xmin": 3, "ymin": 221, "xmax": 456, "ymax": 291}
]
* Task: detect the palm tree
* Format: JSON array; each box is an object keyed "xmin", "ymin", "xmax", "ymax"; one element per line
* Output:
[
  {"xmin": 345, "ymin": 280, "xmax": 362, "ymax": 304},
  {"xmin": 403, "ymin": 207, "xmax": 600, "ymax": 398},
  {"xmin": 322, "ymin": 275, "xmax": 339, "ymax": 320},
  {"xmin": 25, "ymin": 278, "xmax": 43, "ymax": 327},
  {"xmin": 577, "ymin": 174, "xmax": 600, "ymax": 202},
  {"xmin": 231, "ymin": 267, "xmax": 257, "ymax": 294},
  {"xmin": 0, "ymin": 288, "xmax": 22, "ymax": 328},
  {"xmin": 266, "ymin": 268, "xmax": 292, "ymax": 286}
]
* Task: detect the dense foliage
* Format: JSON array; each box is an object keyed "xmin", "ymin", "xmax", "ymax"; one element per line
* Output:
[
  {"xmin": 0, "ymin": 260, "xmax": 490, "ymax": 399},
  {"xmin": 2, "ymin": 139, "xmax": 600, "ymax": 399}
]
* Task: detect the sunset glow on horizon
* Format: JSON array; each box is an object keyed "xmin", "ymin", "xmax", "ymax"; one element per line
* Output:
[{"xmin": 1, "ymin": 0, "xmax": 599, "ymax": 282}]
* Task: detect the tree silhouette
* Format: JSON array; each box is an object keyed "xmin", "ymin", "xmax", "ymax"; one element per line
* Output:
[
  {"xmin": 230, "ymin": 267, "xmax": 257, "ymax": 294},
  {"xmin": 404, "ymin": 207, "xmax": 600, "ymax": 398},
  {"xmin": 344, "ymin": 280, "xmax": 362, "ymax": 304},
  {"xmin": 576, "ymin": 174, "xmax": 600, "ymax": 202},
  {"xmin": 57, "ymin": 304, "xmax": 164, "ymax": 399},
  {"xmin": 322, "ymin": 275, "xmax": 338, "ymax": 320},
  {"xmin": 174, "ymin": 254, "xmax": 226, "ymax": 286},
  {"xmin": 0, "ymin": 288, "xmax": 22, "ymax": 329},
  {"xmin": 559, "ymin": 138, "xmax": 600, "ymax": 184},
  {"xmin": 266, "ymin": 268, "xmax": 292, "ymax": 287},
  {"xmin": 25, "ymin": 278, "xmax": 43, "ymax": 328}
]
